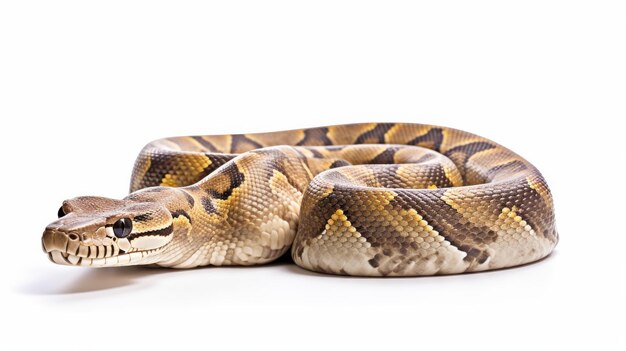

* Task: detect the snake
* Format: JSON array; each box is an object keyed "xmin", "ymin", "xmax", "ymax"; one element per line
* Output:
[{"xmin": 42, "ymin": 123, "xmax": 558, "ymax": 276}]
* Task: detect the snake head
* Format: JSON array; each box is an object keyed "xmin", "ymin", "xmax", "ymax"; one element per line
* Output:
[{"xmin": 42, "ymin": 196, "xmax": 174, "ymax": 267}]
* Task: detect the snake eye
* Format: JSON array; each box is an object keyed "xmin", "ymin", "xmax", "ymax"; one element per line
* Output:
[
  {"xmin": 112, "ymin": 218, "xmax": 133, "ymax": 238},
  {"xmin": 57, "ymin": 206, "xmax": 66, "ymax": 218}
]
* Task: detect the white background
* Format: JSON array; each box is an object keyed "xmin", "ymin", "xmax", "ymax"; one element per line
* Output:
[{"xmin": 1, "ymin": 1, "xmax": 624, "ymax": 349}]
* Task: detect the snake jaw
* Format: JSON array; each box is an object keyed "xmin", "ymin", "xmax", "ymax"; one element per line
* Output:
[
  {"xmin": 42, "ymin": 229, "xmax": 172, "ymax": 267},
  {"xmin": 46, "ymin": 247, "xmax": 166, "ymax": 267},
  {"xmin": 42, "ymin": 229, "xmax": 167, "ymax": 267}
]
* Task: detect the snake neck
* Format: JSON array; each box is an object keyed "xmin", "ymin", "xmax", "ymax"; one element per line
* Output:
[
  {"xmin": 136, "ymin": 147, "xmax": 319, "ymax": 268},
  {"xmin": 123, "ymin": 186, "xmax": 196, "ymax": 266}
]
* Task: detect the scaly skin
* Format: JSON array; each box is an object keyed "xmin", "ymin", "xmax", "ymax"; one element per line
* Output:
[{"xmin": 42, "ymin": 123, "xmax": 557, "ymax": 276}]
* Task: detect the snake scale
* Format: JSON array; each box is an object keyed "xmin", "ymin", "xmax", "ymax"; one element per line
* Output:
[{"xmin": 42, "ymin": 123, "xmax": 558, "ymax": 276}]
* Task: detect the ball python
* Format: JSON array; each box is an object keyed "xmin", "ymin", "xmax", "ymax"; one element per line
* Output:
[{"xmin": 42, "ymin": 123, "xmax": 558, "ymax": 276}]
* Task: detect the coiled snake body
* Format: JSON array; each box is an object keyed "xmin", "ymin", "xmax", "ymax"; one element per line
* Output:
[{"xmin": 42, "ymin": 123, "xmax": 557, "ymax": 276}]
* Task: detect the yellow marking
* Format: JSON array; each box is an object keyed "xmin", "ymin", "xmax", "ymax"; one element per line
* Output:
[
  {"xmin": 382, "ymin": 190, "xmax": 396, "ymax": 203},
  {"xmin": 427, "ymin": 184, "xmax": 438, "ymax": 189},
  {"xmin": 268, "ymin": 169, "xmax": 300, "ymax": 197},
  {"xmin": 526, "ymin": 175, "xmax": 554, "ymax": 211},
  {"xmin": 326, "ymin": 123, "xmax": 378, "ymax": 145},
  {"xmin": 383, "ymin": 124, "xmax": 432, "ymax": 144},
  {"xmin": 159, "ymin": 154, "xmax": 211, "ymax": 188},
  {"xmin": 160, "ymin": 174, "xmax": 178, "ymax": 187},
  {"xmin": 527, "ymin": 177, "xmax": 537, "ymax": 190},
  {"xmin": 443, "ymin": 165, "xmax": 463, "ymax": 187},
  {"xmin": 495, "ymin": 206, "xmax": 536, "ymax": 239},
  {"xmin": 209, "ymin": 179, "xmax": 247, "ymax": 220},
  {"xmin": 440, "ymin": 128, "xmax": 449, "ymax": 149},
  {"xmin": 527, "ymin": 176, "xmax": 544, "ymax": 192},
  {"xmin": 320, "ymin": 184, "xmax": 334, "ymax": 198},
  {"xmin": 170, "ymin": 215, "xmax": 192, "ymax": 241},
  {"xmin": 322, "ymin": 210, "xmax": 360, "ymax": 238},
  {"xmin": 206, "ymin": 169, "xmax": 238, "ymax": 194},
  {"xmin": 381, "ymin": 124, "xmax": 405, "ymax": 143},
  {"xmin": 395, "ymin": 165, "xmax": 416, "ymax": 187},
  {"xmin": 312, "ymin": 209, "xmax": 371, "ymax": 253}
]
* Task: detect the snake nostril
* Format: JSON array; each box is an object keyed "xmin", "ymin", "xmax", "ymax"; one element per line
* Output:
[{"xmin": 68, "ymin": 233, "xmax": 79, "ymax": 241}]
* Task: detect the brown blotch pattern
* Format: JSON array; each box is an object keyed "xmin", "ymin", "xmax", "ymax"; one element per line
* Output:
[{"xmin": 54, "ymin": 123, "xmax": 557, "ymax": 275}]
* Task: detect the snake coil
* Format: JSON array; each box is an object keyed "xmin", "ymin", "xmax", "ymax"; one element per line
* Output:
[{"xmin": 42, "ymin": 123, "xmax": 557, "ymax": 276}]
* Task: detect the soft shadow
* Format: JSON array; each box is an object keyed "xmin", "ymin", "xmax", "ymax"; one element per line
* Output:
[
  {"xmin": 21, "ymin": 254, "xmax": 296, "ymax": 295},
  {"xmin": 22, "ymin": 266, "xmax": 174, "ymax": 295},
  {"xmin": 21, "ymin": 250, "xmax": 557, "ymax": 294}
]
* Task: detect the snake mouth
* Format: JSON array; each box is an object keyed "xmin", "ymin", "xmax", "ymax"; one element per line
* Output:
[
  {"xmin": 42, "ymin": 230, "xmax": 166, "ymax": 267},
  {"xmin": 46, "ymin": 248, "xmax": 164, "ymax": 267}
]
